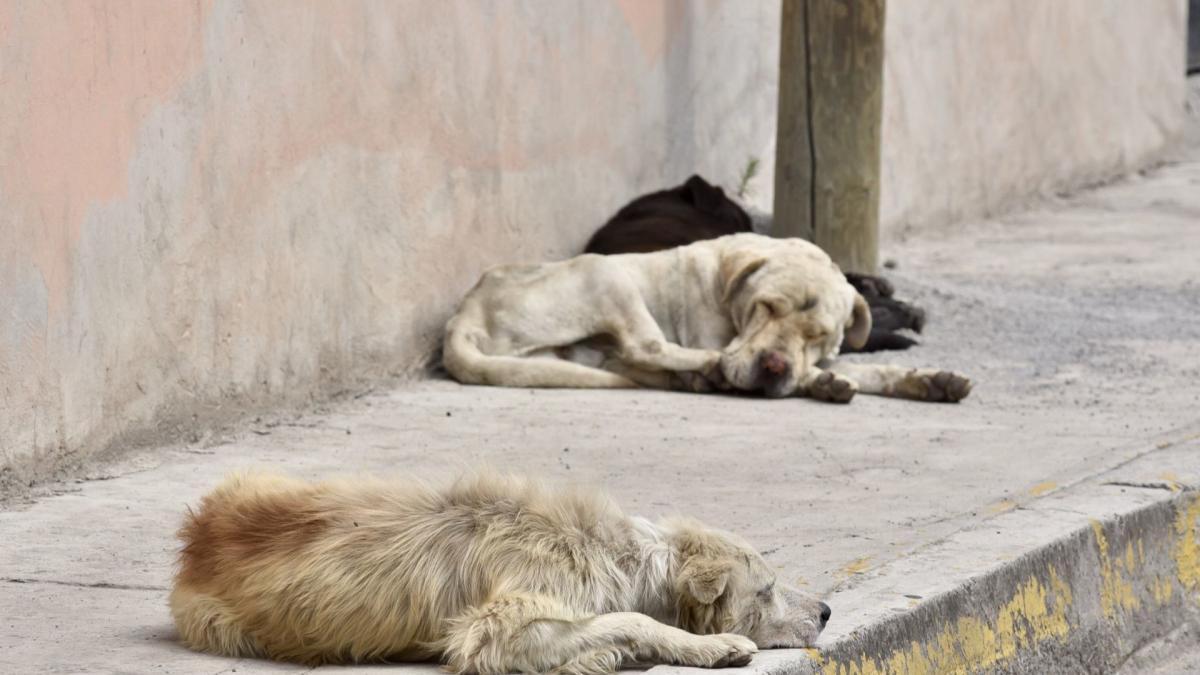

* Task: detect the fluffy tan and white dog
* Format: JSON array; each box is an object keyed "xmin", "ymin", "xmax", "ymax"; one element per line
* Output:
[
  {"xmin": 444, "ymin": 233, "xmax": 970, "ymax": 403},
  {"xmin": 169, "ymin": 471, "xmax": 829, "ymax": 672}
]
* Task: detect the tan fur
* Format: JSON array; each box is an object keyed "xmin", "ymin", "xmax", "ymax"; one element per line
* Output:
[
  {"xmin": 170, "ymin": 471, "xmax": 827, "ymax": 672},
  {"xmin": 444, "ymin": 233, "xmax": 971, "ymax": 403}
]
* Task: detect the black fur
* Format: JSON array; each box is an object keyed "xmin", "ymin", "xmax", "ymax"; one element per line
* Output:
[
  {"xmin": 585, "ymin": 176, "xmax": 753, "ymax": 254},
  {"xmin": 585, "ymin": 175, "xmax": 926, "ymax": 354}
]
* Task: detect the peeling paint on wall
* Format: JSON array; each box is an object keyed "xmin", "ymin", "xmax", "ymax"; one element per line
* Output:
[
  {"xmin": 817, "ymin": 569, "xmax": 1073, "ymax": 675},
  {"xmin": 1175, "ymin": 494, "xmax": 1200, "ymax": 598},
  {"xmin": 814, "ymin": 493, "xmax": 1199, "ymax": 675},
  {"xmin": 0, "ymin": 0, "xmax": 211, "ymax": 315},
  {"xmin": 1092, "ymin": 520, "xmax": 1143, "ymax": 619}
]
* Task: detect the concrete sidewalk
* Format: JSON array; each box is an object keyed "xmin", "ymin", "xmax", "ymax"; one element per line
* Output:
[{"xmin": 3, "ymin": 151, "xmax": 1200, "ymax": 672}]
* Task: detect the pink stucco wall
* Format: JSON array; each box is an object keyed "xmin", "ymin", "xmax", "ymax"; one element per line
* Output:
[
  {"xmin": 0, "ymin": 1, "xmax": 782, "ymax": 487},
  {"xmin": 1, "ymin": 1, "xmax": 1186, "ymax": 489}
]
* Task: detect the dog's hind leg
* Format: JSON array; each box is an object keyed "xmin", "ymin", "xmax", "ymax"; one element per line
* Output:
[
  {"xmin": 440, "ymin": 594, "xmax": 756, "ymax": 674},
  {"xmin": 597, "ymin": 360, "xmax": 674, "ymax": 389},
  {"xmin": 444, "ymin": 327, "xmax": 638, "ymax": 388},
  {"xmin": 462, "ymin": 354, "xmax": 640, "ymax": 389}
]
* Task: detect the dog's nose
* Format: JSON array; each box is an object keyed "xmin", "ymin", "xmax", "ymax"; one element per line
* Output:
[
  {"xmin": 758, "ymin": 351, "xmax": 790, "ymax": 377},
  {"xmin": 819, "ymin": 602, "xmax": 832, "ymax": 626}
]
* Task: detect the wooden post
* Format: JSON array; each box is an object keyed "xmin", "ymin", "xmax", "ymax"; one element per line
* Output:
[
  {"xmin": 773, "ymin": 0, "xmax": 885, "ymax": 274},
  {"xmin": 773, "ymin": 0, "xmax": 814, "ymax": 242}
]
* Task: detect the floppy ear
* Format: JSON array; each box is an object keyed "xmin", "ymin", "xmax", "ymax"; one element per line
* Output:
[
  {"xmin": 720, "ymin": 254, "xmax": 768, "ymax": 305},
  {"xmin": 684, "ymin": 175, "xmax": 728, "ymax": 215},
  {"xmin": 845, "ymin": 293, "xmax": 872, "ymax": 350},
  {"xmin": 678, "ymin": 556, "xmax": 732, "ymax": 605}
]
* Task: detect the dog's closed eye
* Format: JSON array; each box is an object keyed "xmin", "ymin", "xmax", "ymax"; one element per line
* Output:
[{"xmin": 759, "ymin": 300, "xmax": 791, "ymax": 318}]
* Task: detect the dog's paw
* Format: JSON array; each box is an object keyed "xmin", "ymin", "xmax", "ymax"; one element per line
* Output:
[
  {"xmin": 807, "ymin": 371, "xmax": 857, "ymax": 403},
  {"xmin": 906, "ymin": 303, "xmax": 927, "ymax": 333},
  {"xmin": 673, "ymin": 371, "xmax": 716, "ymax": 394},
  {"xmin": 674, "ymin": 353, "xmax": 732, "ymax": 393},
  {"xmin": 702, "ymin": 363, "xmax": 731, "ymax": 391},
  {"xmin": 908, "ymin": 370, "xmax": 972, "ymax": 402},
  {"xmin": 690, "ymin": 634, "xmax": 757, "ymax": 668},
  {"xmin": 699, "ymin": 351, "xmax": 725, "ymax": 374}
]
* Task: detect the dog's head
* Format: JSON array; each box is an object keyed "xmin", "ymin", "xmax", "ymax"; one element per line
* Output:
[
  {"xmin": 666, "ymin": 518, "xmax": 829, "ymax": 648},
  {"xmin": 717, "ymin": 236, "xmax": 871, "ymax": 397}
]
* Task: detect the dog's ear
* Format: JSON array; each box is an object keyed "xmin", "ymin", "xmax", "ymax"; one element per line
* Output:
[
  {"xmin": 683, "ymin": 175, "xmax": 726, "ymax": 214},
  {"xmin": 844, "ymin": 292, "xmax": 872, "ymax": 350},
  {"xmin": 678, "ymin": 556, "xmax": 732, "ymax": 605},
  {"xmin": 720, "ymin": 253, "xmax": 768, "ymax": 305}
]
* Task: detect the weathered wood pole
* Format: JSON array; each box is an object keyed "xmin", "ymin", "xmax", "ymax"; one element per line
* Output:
[{"xmin": 773, "ymin": 0, "xmax": 886, "ymax": 274}]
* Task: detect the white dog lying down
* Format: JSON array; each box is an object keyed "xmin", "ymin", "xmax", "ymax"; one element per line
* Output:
[
  {"xmin": 170, "ymin": 471, "xmax": 829, "ymax": 672},
  {"xmin": 445, "ymin": 233, "xmax": 970, "ymax": 402}
]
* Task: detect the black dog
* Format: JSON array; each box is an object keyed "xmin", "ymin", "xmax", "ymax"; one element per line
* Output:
[{"xmin": 584, "ymin": 175, "xmax": 925, "ymax": 353}]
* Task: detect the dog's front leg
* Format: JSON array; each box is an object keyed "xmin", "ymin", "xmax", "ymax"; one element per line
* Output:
[
  {"xmin": 440, "ymin": 594, "xmax": 756, "ymax": 675},
  {"xmin": 606, "ymin": 303, "xmax": 724, "ymax": 382},
  {"xmin": 577, "ymin": 613, "xmax": 756, "ymax": 671},
  {"xmin": 616, "ymin": 336, "xmax": 723, "ymax": 380},
  {"xmin": 825, "ymin": 361, "xmax": 972, "ymax": 402}
]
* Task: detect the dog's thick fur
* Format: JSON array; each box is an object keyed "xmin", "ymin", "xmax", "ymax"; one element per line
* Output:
[
  {"xmin": 583, "ymin": 175, "xmax": 756, "ymax": 256},
  {"xmin": 445, "ymin": 232, "xmax": 970, "ymax": 403},
  {"xmin": 170, "ymin": 472, "xmax": 829, "ymax": 672},
  {"xmin": 584, "ymin": 175, "xmax": 927, "ymax": 353}
]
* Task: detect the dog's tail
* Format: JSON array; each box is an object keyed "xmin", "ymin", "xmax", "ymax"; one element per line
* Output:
[{"xmin": 443, "ymin": 324, "xmax": 637, "ymax": 389}]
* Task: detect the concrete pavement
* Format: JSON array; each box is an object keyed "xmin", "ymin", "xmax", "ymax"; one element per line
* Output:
[{"xmin": 3, "ymin": 138, "xmax": 1200, "ymax": 674}]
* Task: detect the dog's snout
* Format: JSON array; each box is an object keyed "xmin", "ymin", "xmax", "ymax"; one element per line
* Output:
[
  {"xmin": 819, "ymin": 602, "xmax": 832, "ymax": 626},
  {"xmin": 758, "ymin": 351, "xmax": 790, "ymax": 377},
  {"xmin": 756, "ymin": 351, "xmax": 793, "ymax": 397}
]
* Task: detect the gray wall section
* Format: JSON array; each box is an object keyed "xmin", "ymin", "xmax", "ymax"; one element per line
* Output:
[
  {"xmin": 880, "ymin": 0, "xmax": 1188, "ymax": 234},
  {"xmin": 0, "ymin": 0, "xmax": 1188, "ymax": 490}
]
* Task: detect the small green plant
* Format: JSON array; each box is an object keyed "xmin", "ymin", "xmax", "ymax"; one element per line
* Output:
[{"xmin": 736, "ymin": 156, "xmax": 760, "ymax": 199}]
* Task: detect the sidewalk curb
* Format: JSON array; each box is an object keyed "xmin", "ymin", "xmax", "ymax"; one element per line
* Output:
[
  {"xmin": 654, "ymin": 441, "xmax": 1200, "ymax": 675},
  {"xmin": 810, "ymin": 490, "xmax": 1200, "ymax": 675}
]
